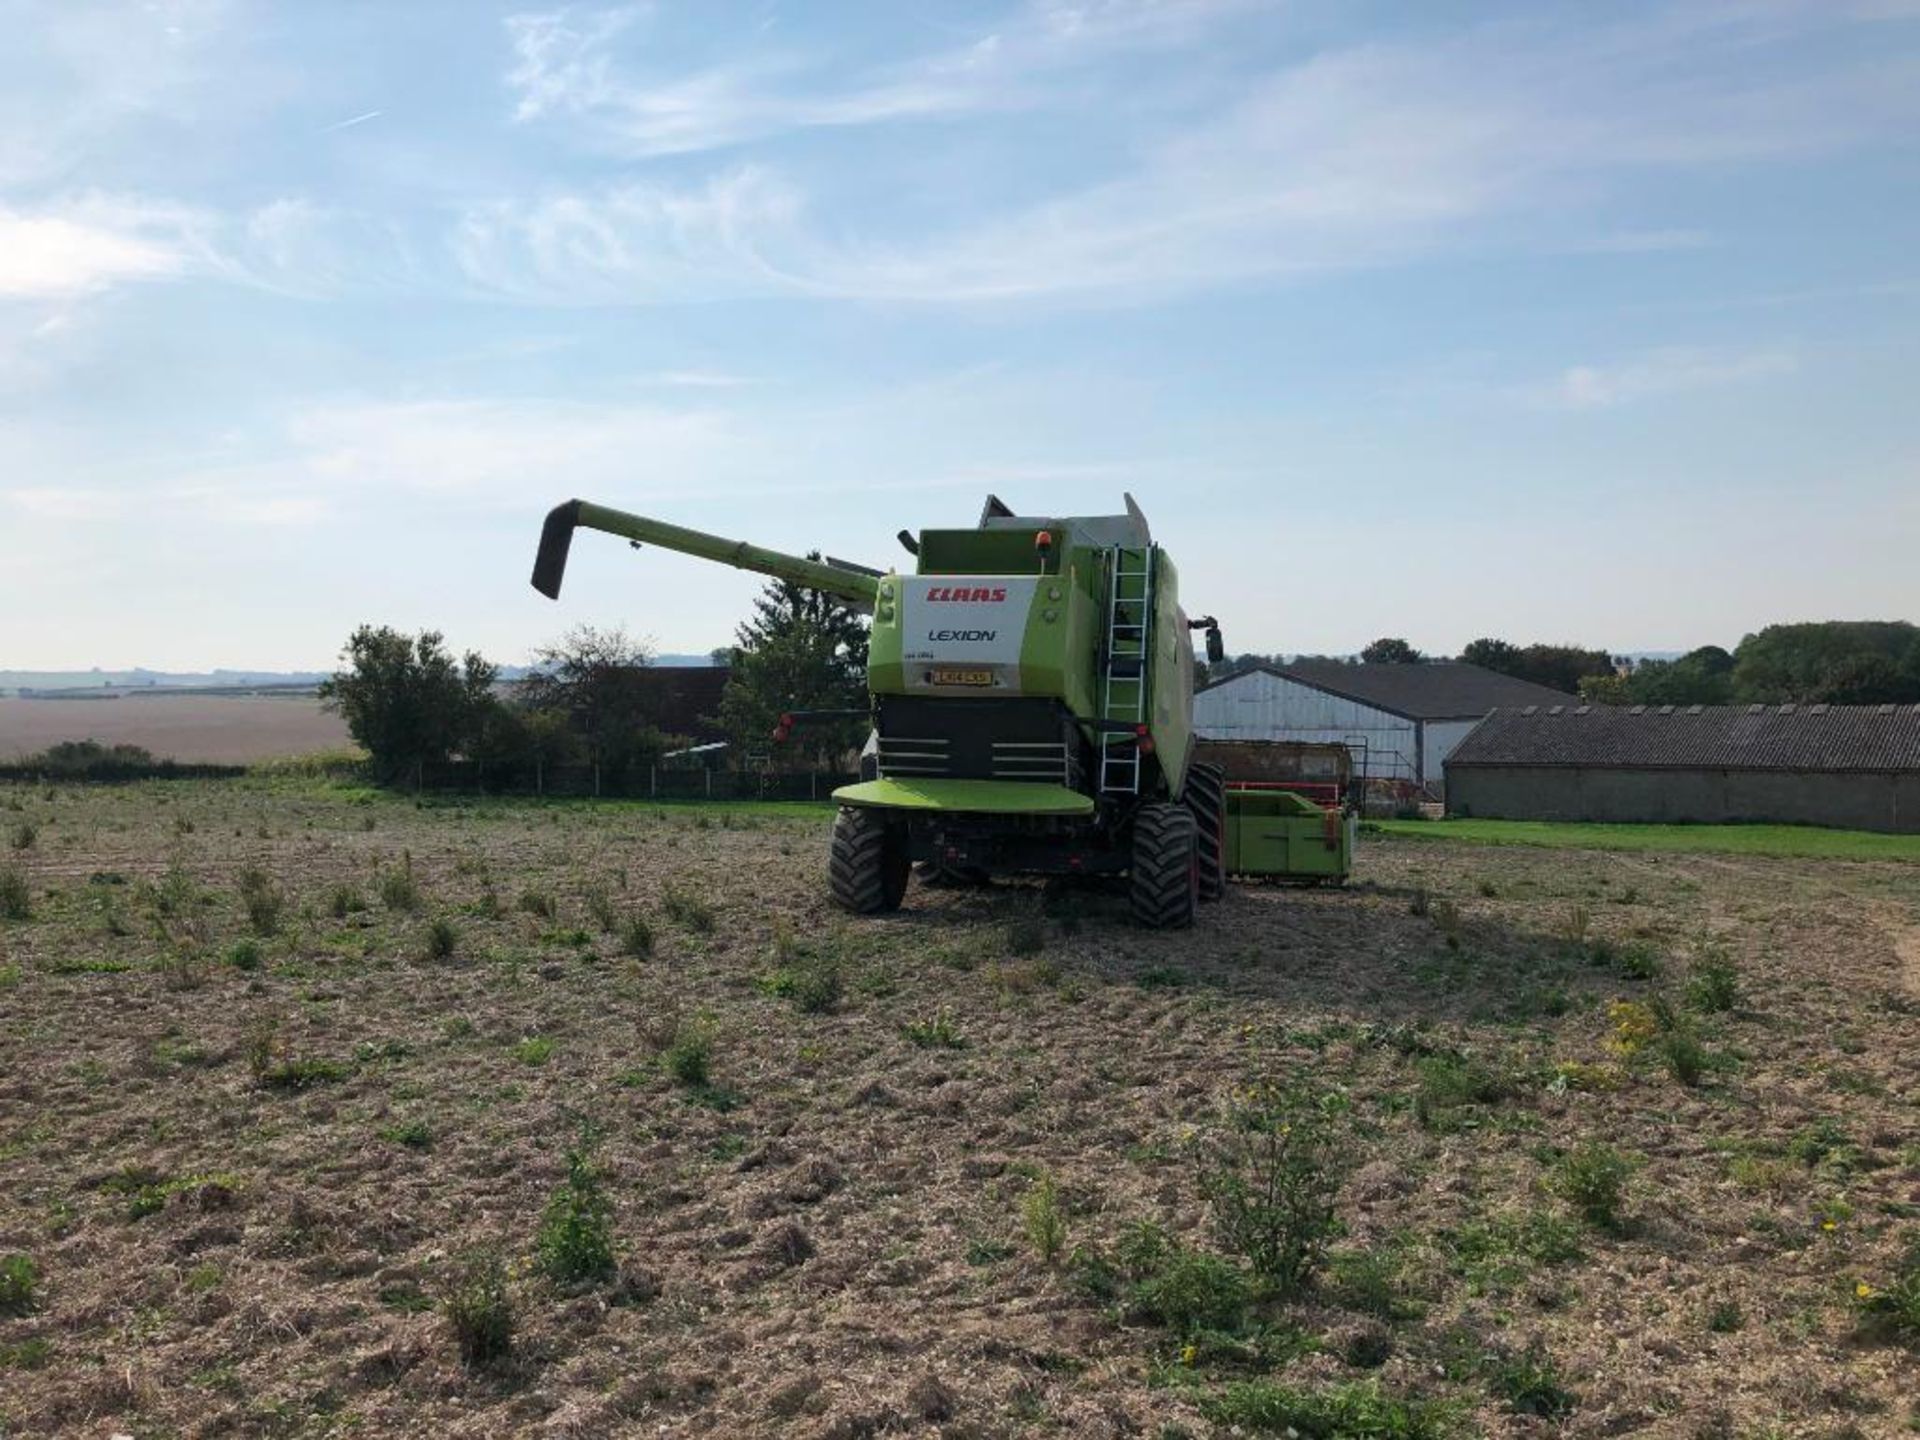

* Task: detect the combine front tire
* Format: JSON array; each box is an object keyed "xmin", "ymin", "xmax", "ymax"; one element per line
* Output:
[
  {"xmin": 830, "ymin": 806, "xmax": 909, "ymax": 914},
  {"xmin": 1129, "ymin": 804, "xmax": 1198, "ymax": 929},
  {"xmin": 1183, "ymin": 761, "xmax": 1227, "ymax": 901}
]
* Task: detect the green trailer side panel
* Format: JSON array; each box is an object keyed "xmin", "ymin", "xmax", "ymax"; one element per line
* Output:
[
  {"xmin": 1224, "ymin": 789, "xmax": 1352, "ymax": 879},
  {"xmin": 832, "ymin": 778, "xmax": 1095, "ymax": 816}
]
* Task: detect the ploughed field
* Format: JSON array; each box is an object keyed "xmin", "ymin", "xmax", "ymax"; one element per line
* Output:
[
  {"xmin": 0, "ymin": 696, "xmax": 350, "ymax": 764},
  {"xmin": 1, "ymin": 780, "xmax": 1918, "ymax": 1439}
]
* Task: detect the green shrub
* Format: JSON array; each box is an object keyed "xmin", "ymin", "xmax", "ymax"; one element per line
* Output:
[
  {"xmin": 379, "ymin": 1118, "xmax": 432, "ymax": 1149},
  {"xmin": 0, "ymin": 1254, "xmax": 37, "ymax": 1314},
  {"xmin": 584, "ymin": 886, "xmax": 618, "ymax": 933},
  {"xmin": 1202, "ymin": 1072, "xmax": 1351, "ymax": 1293},
  {"xmin": 1706, "ymin": 1298, "xmax": 1744, "ymax": 1333},
  {"xmin": 662, "ymin": 1022, "xmax": 713, "ymax": 1086},
  {"xmin": 1485, "ymin": 1342, "xmax": 1577, "ymax": 1418},
  {"xmin": 1413, "ymin": 1053, "xmax": 1516, "ymax": 1129},
  {"xmin": 442, "ymin": 1250, "xmax": 513, "ymax": 1366},
  {"xmin": 225, "ymin": 938, "xmax": 263, "ymax": 972},
  {"xmin": 236, "ymin": 867, "xmax": 284, "ymax": 937},
  {"xmin": 1686, "ymin": 955, "xmax": 1740, "ymax": 1013},
  {"xmin": 514, "ymin": 1035, "xmax": 554, "ymax": 1067},
  {"xmin": 1554, "ymin": 1142, "xmax": 1631, "ymax": 1230},
  {"xmin": 903, "ymin": 1008, "xmax": 965, "ymax": 1049},
  {"xmin": 1657, "ymin": 1019, "xmax": 1707, "ymax": 1087},
  {"xmin": 327, "ymin": 883, "xmax": 366, "ymax": 919},
  {"xmin": 620, "ymin": 914, "xmax": 655, "ymax": 959},
  {"xmin": 1022, "ymin": 1172, "xmax": 1067, "ymax": 1264},
  {"xmin": 517, "ymin": 887, "xmax": 556, "ymax": 920},
  {"xmin": 0, "ymin": 866, "xmax": 30, "ymax": 921},
  {"xmin": 536, "ymin": 1146, "xmax": 616, "ymax": 1284},
  {"xmin": 378, "ymin": 852, "xmax": 421, "ymax": 912},
  {"xmin": 660, "ymin": 882, "xmax": 715, "ymax": 932},
  {"xmin": 8, "ymin": 820, "xmax": 35, "ymax": 851},
  {"xmin": 1127, "ymin": 1245, "xmax": 1249, "ymax": 1335},
  {"xmin": 427, "ymin": 917, "xmax": 458, "ymax": 960}
]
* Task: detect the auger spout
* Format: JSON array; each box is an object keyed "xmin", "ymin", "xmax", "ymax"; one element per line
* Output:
[{"xmin": 530, "ymin": 499, "xmax": 882, "ymax": 611}]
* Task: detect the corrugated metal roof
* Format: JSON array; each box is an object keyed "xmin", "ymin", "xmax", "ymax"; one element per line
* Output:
[
  {"xmin": 1447, "ymin": 703, "xmax": 1920, "ymax": 773},
  {"xmin": 1201, "ymin": 661, "xmax": 1573, "ymax": 721}
]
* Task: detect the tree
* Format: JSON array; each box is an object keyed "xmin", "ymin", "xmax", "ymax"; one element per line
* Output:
[
  {"xmin": 1732, "ymin": 621, "xmax": 1920, "ymax": 703},
  {"xmin": 519, "ymin": 625, "xmax": 661, "ymax": 794},
  {"xmin": 1361, "ymin": 637, "xmax": 1423, "ymax": 665},
  {"xmin": 318, "ymin": 626, "xmax": 498, "ymax": 784},
  {"xmin": 719, "ymin": 558, "xmax": 870, "ymax": 770},
  {"xmin": 1460, "ymin": 638, "xmax": 1522, "ymax": 673}
]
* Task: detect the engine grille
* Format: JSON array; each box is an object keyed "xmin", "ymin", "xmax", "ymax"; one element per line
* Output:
[{"xmin": 874, "ymin": 698, "xmax": 1084, "ymax": 787}]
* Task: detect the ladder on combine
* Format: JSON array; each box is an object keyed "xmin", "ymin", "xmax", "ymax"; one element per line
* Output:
[{"xmin": 1097, "ymin": 546, "xmax": 1155, "ymax": 794}]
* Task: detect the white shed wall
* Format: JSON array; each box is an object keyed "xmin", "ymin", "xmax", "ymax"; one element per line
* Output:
[
  {"xmin": 1192, "ymin": 670, "xmax": 1419, "ymax": 782},
  {"xmin": 1420, "ymin": 719, "xmax": 1483, "ymax": 785}
]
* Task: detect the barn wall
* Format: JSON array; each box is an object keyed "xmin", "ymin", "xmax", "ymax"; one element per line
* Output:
[
  {"xmin": 1446, "ymin": 766, "xmax": 1919, "ymax": 834},
  {"xmin": 1193, "ymin": 671, "xmax": 1417, "ymax": 781},
  {"xmin": 1420, "ymin": 719, "xmax": 1483, "ymax": 788}
]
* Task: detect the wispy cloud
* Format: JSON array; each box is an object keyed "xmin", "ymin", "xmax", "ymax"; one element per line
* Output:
[
  {"xmin": 502, "ymin": 0, "xmax": 1253, "ymax": 156},
  {"xmin": 319, "ymin": 109, "xmax": 383, "ymax": 134},
  {"xmin": 465, "ymin": 5, "xmax": 1920, "ymax": 305},
  {"xmin": 1539, "ymin": 347, "xmax": 1798, "ymax": 410}
]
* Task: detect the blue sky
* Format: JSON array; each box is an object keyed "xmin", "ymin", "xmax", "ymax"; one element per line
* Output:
[{"xmin": 2, "ymin": 0, "xmax": 1917, "ymax": 671}]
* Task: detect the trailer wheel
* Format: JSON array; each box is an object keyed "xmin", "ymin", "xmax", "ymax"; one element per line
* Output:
[
  {"xmin": 830, "ymin": 806, "xmax": 909, "ymax": 914},
  {"xmin": 1130, "ymin": 804, "xmax": 1198, "ymax": 929},
  {"xmin": 1183, "ymin": 762, "xmax": 1227, "ymax": 901}
]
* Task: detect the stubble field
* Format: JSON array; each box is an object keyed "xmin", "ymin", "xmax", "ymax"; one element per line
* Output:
[{"xmin": 1, "ymin": 779, "xmax": 1918, "ymax": 1439}]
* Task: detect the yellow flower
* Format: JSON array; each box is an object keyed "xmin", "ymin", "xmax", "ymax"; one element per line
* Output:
[
  {"xmin": 1856, "ymin": 1281, "xmax": 1875, "ymax": 1299},
  {"xmin": 1821, "ymin": 1219, "xmax": 1836, "ymax": 1232},
  {"xmin": 1180, "ymin": 1344, "xmax": 1197, "ymax": 1366}
]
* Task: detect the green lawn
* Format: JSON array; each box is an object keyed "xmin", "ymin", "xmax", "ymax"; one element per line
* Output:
[{"xmin": 1371, "ymin": 816, "xmax": 1920, "ymax": 862}]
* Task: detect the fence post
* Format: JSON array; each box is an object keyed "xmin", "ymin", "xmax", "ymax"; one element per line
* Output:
[
  {"xmin": 650, "ymin": 764, "xmax": 657, "ymax": 798},
  {"xmin": 705, "ymin": 769, "xmax": 712, "ymax": 799}
]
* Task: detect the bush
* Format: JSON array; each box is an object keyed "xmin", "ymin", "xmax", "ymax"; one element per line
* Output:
[
  {"xmin": 536, "ymin": 1146, "xmax": 616, "ymax": 1284},
  {"xmin": 517, "ymin": 887, "xmax": 556, "ymax": 920},
  {"xmin": 225, "ymin": 938, "xmax": 263, "ymax": 972},
  {"xmin": 1485, "ymin": 1342, "xmax": 1577, "ymax": 1418},
  {"xmin": 1022, "ymin": 1172, "xmax": 1067, "ymax": 1264},
  {"xmin": 1554, "ymin": 1142, "xmax": 1631, "ymax": 1230},
  {"xmin": 236, "ymin": 867, "xmax": 284, "ymax": 937},
  {"xmin": 620, "ymin": 914, "xmax": 655, "ymax": 959},
  {"xmin": 0, "ymin": 1254, "xmax": 37, "ymax": 1314},
  {"xmin": 327, "ymin": 884, "xmax": 366, "ymax": 919},
  {"xmin": 1687, "ymin": 953, "xmax": 1740, "ymax": 1013},
  {"xmin": 1202, "ymin": 1072, "xmax": 1351, "ymax": 1293},
  {"xmin": 8, "ymin": 820, "xmax": 35, "ymax": 850},
  {"xmin": 660, "ymin": 882, "xmax": 715, "ymax": 932},
  {"xmin": 442, "ymin": 1250, "xmax": 513, "ymax": 1366},
  {"xmin": 1127, "ymin": 1244, "xmax": 1249, "ymax": 1335},
  {"xmin": 427, "ymin": 917, "xmax": 458, "ymax": 960},
  {"xmin": 379, "ymin": 854, "xmax": 421, "ymax": 912},
  {"xmin": 0, "ymin": 866, "xmax": 30, "ymax": 921},
  {"xmin": 662, "ymin": 1021, "xmax": 713, "ymax": 1086}
]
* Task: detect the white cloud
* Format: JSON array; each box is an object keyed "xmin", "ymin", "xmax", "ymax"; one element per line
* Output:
[
  {"xmin": 0, "ymin": 204, "xmax": 195, "ymax": 298},
  {"xmin": 1542, "ymin": 348, "xmax": 1798, "ymax": 409},
  {"xmin": 3, "ymin": 486, "xmax": 125, "ymax": 521}
]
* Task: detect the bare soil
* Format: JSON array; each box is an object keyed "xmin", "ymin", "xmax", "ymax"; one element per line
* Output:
[{"xmin": 1, "ymin": 779, "xmax": 1917, "ymax": 1438}]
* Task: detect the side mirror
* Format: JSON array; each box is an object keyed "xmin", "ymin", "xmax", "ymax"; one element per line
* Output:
[{"xmin": 1205, "ymin": 626, "xmax": 1225, "ymax": 665}]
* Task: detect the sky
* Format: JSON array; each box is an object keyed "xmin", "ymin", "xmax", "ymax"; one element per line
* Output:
[{"xmin": 1, "ymin": 0, "xmax": 1917, "ymax": 672}]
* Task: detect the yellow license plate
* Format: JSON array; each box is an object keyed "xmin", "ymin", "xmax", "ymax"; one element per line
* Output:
[{"xmin": 932, "ymin": 667, "xmax": 994, "ymax": 687}]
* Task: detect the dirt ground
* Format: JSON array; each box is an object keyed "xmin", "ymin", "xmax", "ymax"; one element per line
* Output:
[
  {"xmin": 1, "ymin": 779, "xmax": 1917, "ymax": 1439},
  {"xmin": 0, "ymin": 697, "xmax": 349, "ymax": 764}
]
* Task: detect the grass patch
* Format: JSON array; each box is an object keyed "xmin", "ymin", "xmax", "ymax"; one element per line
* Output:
[
  {"xmin": 1376, "ymin": 818, "xmax": 1920, "ymax": 863},
  {"xmin": 1553, "ymin": 1142, "xmax": 1631, "ymax": 1230},
  {"xmin": 536, "ymin": 1145, "xmax": 616, "ymax": 1284},
  {"xmin": 660, "ymin": 882, "xmax": 715, "ymax": 932},
  {"xmin": 903, "ymin": 1008, "xmax": 965, "ymax": 1049},
  {"xmin": 0, "ymin": 865, "xmax": 30, "ymax": 921},
  {"xmin": 0, "ymin": 1254, "xmax": 37, "ymax": 1314},
  {"xmin": 442, "ymin": 1250, "xmax": 513, "ymax": 1366}
]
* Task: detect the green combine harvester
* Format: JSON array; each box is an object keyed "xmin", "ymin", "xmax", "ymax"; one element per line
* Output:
[{"xmin": 532, "ymin": 494, "xmax": 1231, "ymax": 926}]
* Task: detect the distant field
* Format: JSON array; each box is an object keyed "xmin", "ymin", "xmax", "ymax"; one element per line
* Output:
[
  {"xmin": 0, "ymin": 695, "xmax": 349, "ymax": 762},
  {"xmin": 1376, "ymin": 816, "xmax": 1920, "ymax": 862}
]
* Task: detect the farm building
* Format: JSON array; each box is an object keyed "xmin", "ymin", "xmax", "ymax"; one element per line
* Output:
[
  {"xmin": 1445, "ymin": 702, "xmax": 1920, "ymax": 833},
  {"xmin": 1192, "ymin": 661, "xmax": 1572, "ymax": 792}
]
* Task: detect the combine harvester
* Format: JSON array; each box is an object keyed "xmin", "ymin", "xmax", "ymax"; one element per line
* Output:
[{"xmin": 532, "ymin": 495, "xmax": 1343, "ymax": 926}]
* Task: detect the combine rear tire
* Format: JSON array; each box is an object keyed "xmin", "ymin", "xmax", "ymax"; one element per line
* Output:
[
  {"xmin": 1130, "ymin": 804, "xmax": 1198, "ymax": 929},
  {"xmin": 830, "ymin": 806, "xmax": 909, "ymax": 914},
  {"xmin": 1183, "ymin": 761, "xmax": 1227, "ymax": 901}
]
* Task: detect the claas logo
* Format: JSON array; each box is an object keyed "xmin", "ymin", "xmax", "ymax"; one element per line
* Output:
[{"xmin": 925, "ymin": 586, "xmax": 1008, "ymax": 602}]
